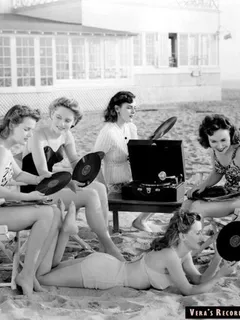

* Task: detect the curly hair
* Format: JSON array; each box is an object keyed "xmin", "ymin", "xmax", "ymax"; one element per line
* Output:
[
  {"xmin": 104, "ymin": 91, "xmax": 136, "ymax": 123},
  {"xmin": 150, "ymin": 210, "xmax": 201, "ymax": 251},
  {"xmin": 49, "ymin": 97, "xmax": 83, "ymax": 127},
  {"xmin": 0, "ymin": 105, "xmax": 41, "ymax": 140},
  {"xmin": 198, "ymin": 114, "xmax": 240, "ymax": 149}
]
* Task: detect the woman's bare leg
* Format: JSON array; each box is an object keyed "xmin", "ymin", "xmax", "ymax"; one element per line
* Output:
[
  {"xmin": 36, "ymin": 200, "xmax": 78, "ymax": 278},
  {"xmin": 186, "ymin": 198, "xmax": 240, "ymax": 218},
  {"xmin": 86, "ymin": 181, "xmax": 109, "ymax": 227},
  {"xmin": 132, "ymin": 212, "xmax": 154, "ymax": 232},
  {"xmin": 0, "ymin": 205, "xmax": 57, "ymax": 297},
  {"xmin": 51, "ymin": 188, "xmax": 124, "ymax": 261}
]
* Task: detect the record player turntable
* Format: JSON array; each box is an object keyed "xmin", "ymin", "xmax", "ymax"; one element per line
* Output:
[{"xmin": 122, "ymin": 139, "xmax": 186, "ymax": 202}]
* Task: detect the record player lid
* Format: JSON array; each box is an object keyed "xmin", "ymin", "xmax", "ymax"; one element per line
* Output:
[{"xmin": 127, "ymin": 139, "xmax": 186, "ymax": 183}]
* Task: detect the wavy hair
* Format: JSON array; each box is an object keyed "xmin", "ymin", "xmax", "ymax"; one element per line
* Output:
[
  {"xmin": 0, "ymin": 105, "xmax": 41, "ymax": 140},
  {"xmin": 49, "ymin": 97, "xmax": 83, "ymax": 127},
  {"xmin": 150, "ymin": 210, "xmax": 201, "ymax": 251},
  {"xmin": 104, "ymin": 91, "xmax": 136, "ymax": 123},
  {"xmin": 198, "ymin": 114, "xmax": 240, "ymax": 149}
]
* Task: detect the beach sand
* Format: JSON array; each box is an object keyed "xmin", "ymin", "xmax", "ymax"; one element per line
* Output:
[{"xmin": 1, "ymin": 93, "xmax": 240, "ymax": 319}]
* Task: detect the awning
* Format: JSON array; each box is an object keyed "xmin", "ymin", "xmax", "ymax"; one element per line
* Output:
[{"xmin": 0, "ymin": 14, "xmax": 137, "ymax": 36}]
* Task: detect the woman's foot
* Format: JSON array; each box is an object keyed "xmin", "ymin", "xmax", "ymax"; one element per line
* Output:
[
  {"xmin": 132, "ymin": 218, "xmax": 152, "ymax": 232},
  {"xmin": 57, "ymin": 198, "xmax": 66, "ymax": 221},
  {"xmin": 62, "ymin": 201, "xmax": 79, "ymax": 235},
  {"xmin": 105, "ymin": 244, "xmax": 125, "ymax": 262},
  {"xmin": 33, "ymin": 276, "xmax": 47, "ymax": 293},
  {"xmin": 15, "ymin": 272, "xmax": 33, "ymax": 298}
]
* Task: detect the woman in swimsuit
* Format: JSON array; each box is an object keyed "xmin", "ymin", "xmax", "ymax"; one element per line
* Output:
[
  {"xmin": 21, "ymin": 97, "xmax": 123, "ymax": 262},
  {"xmin": 36, "ymin": 205, "xmax": 235, "ymax": 296},
  {"xmin": 0, "ymin": 105, "xmax": 63, "ymax": 297},
  {"xmin": 185, "ymin": 114, "xmax": 240, "ymax": 219}
]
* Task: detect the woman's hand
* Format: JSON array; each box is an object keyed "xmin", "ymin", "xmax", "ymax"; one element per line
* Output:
[
  {"xmin": 218, "ymin": 261, "xmax": 237, "ymax": 277},
  {"xmin": 187, "ymin": 183, "xmax": 206, "ymax": 199},
  {"xmin": 35, "ymin": 172, "xmax": 52, "ymax": 185},
  {"xmin": 67, "ymin": 180, "xmax": 85, "ymax": 193},
  {"xmin": 25, "ymin": 191, "xmax": 50, "ymax": 201}
]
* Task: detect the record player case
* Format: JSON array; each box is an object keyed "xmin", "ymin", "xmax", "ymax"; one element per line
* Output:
[{"xmin": 122, "ymin": 139, "xmax": 186, "ymax": 202}]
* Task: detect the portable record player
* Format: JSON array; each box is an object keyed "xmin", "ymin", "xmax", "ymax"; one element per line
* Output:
[{"xmin": 122, "ymin": 139, "xmax": 186, "ymax": 202}]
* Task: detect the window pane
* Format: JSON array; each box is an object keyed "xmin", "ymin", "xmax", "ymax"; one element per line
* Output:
[
  {"xmin": 209, "ymin": 34, "xmax": 218, "ymax": 65},
  {"xmin": 0, "ymin": 36, "xmax": 12, "ymax": 87},
  {"xmin": 146, "ymin": 33, "xmax": 155, "ymax": 66},
  {"xmin": 200, "ymin": 35, "xmax": 209, "ymax": 65},
  {"xmin": 40, "ymin": 37, "xmax": 53, "ymax": 86},
  {"xmin": 72, "ymin": 38, "xmax": 86, "ymax": 79},
  {"xmin": 189, "ymin": 34, "xmax": 199, "ymax": 66},
  {"xmin": 16, "ymin": 36, "xmax": 35, "ymax": 87},
  {"xmin": 119, "ymin": 38, "xmax": 130, "ymax": 78},
  {"xmin": 133, "ymin": 34, "xmax": 142, "ymax": 66},
  {"xmin": 179, "ymin": 34, "xmax": 188, "ymax": 66},
  {"xmin": 56, "ymin": 38, "xmax": 69, "ymax": 79},
  {"xmin": 104, "ymin": 38, "xmax": 116, "ymax": 78},
  {"xmin": 88, "ymin": 38, "xmax": 101, "ymax": 79}
]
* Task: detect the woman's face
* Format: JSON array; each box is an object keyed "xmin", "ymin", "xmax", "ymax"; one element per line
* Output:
[
  {"xmin": 183, "ymin": 220, "xmax": 203, "ymax": 251},
  {"xmin": 116, "ymin": 99, "xmax": 136, "ymax": 123},
  {"xmin": 12, "ymin": 117, "xmax": 37, "ymax": 145},
  {"xmin": 208, "ymin": 129, "xmax": 231, "ymax": 154},
  {"xmin": 51, "ymin": 106, "xmax": 75, "ymax": 134}
]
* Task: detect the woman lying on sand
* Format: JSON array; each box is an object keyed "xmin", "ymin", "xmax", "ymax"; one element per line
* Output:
[
  {"xmin": 21, "ymin": 97, "xmax": 124, "ymax": 261},
  {"xmin": 0, "ymin": 105, "xmax": 63, "ymax": 297},
  {"xmin": 93, "ymin": 91, "xmax": 154, "ymax": 232},
  {"xmin": 185, "ymin": 114, "xmax": 240, "ymax": 219},
  {"xmin": 36, "ymin": 204, "xmax": 234, "ymax": 296}
]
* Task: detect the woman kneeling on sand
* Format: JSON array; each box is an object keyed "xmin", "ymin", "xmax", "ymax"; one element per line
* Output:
[{"xmin": 36, "ymin": 205, "xmax": 234, "ymax": 296}]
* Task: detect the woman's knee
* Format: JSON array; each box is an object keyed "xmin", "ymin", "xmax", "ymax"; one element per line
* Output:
[{"xmin": 84, "ymin": 188, "xmax": 101, "ymax": 204}]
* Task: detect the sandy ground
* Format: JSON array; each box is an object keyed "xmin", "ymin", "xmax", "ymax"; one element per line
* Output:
[{"xmin": 1, "ymin": 91, "xmax": 240, "ymax": 319}]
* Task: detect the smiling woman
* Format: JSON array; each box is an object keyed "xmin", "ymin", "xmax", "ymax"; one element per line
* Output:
[
  {"xmin": 184, "ymin": 114, "xmax": 240, "ymax": 220},
  {"xmin": 20, "ymin": 97, "xmax": 124, "ymax": 262}
]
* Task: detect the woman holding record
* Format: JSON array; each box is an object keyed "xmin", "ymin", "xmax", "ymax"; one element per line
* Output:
[
  {"xmin": 0, "ymin": 105, "xmax": 63, "ymax": 297},
  {"xmin": 93, "ymin": 91, "xmax": 154, "ymax": 232},
  {"xmin": 21, "ymin": 97, "xmax": 124, "ymax": 262},
  {"xmin": 185, "ymin": 114, "xmax": 240, "ymax": 219},
  {"xmin": 36, "ymin": 205, "xmax": 236, "ymax": 296}
]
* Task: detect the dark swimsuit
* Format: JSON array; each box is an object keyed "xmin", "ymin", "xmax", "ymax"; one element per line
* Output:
[
  {"xmin": 21, "ymin": 145, "xmax": 64, "ymax": 193},
  {"xmin": 214, "ymin": 145, "xmax": 240, "ymax": 193}
]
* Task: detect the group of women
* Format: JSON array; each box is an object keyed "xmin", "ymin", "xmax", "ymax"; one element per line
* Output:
[{"xmin": 0, "ymin": 92, "xmax": 238, "ymax": 297}]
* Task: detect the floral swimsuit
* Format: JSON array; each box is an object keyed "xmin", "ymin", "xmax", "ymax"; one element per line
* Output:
[{"xmin": 214, "ymin": 145, "xmax": 240, "ymax": 193}]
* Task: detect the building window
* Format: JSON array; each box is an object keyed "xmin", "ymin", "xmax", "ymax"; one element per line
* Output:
[
  {"xmin": 56, "ymin": 38, "xmax": 69, "ymax": 79},
  {"xmin": 189, "ymin": 34, "xmax": 199, "ymax": 66},
  {"xmin": 133, "ymin": 34, "xmax": 142, "ymax": 66},
  {"xmin": 200, "ymin": 35, "xmax": 209, "ymax": 65},
  {"xmin": 145, "ymin": 33, "xmax": 156, "ymax": 66},
  {"xmin": 0, "ymin": 37, "xmax": 11, "ymax": 87},
  {"xmin": 178, "ymin": 34, "xmax": 188, "ymax": 66},
  {"xmin": 16, "ymin": 37, "xmax": 35, "ymax": 87},
  {"xmin": 209, "ymin": 34, "xmax": 218, "ymax": 65},
  {"xmin": 119, "ymin": 38, "xmax": 130, "ymax": 78},
  {"xmin": 104, "ymin": 38, "xmax": 117, "ymax": 78},
  {"xmin": 168, "ymin": 33, "xmax": 178, "ymax": 67},
  {"xmin": 89, "ymin": 38, "xmax": 101, "ymax": 79},
  {"xmin": 40, "ymin": 37, "xmax": 53, "ymax": 86},
  {"xmin": 72, "ymin": 38, "xmax": 86, "ymax": 79}
]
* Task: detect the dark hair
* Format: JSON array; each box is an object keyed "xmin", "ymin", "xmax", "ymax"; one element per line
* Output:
[
  {"xmin": 150, "ymin": 210, "xmax": 201, "ymax": 251},
  {"xmin": 198, "ymin": 114, "xmax": 240, "ymax": 149},
  {"xmin": 0, "ymin": 105, "xmax": 41, "ymax": 139},
  {"xmin": 104, "ymin": 91, "xmax": 136, "ymax": 122},
  {"xmin": 49, "ymin": 97, "xmax": 83, "ymax": 127}
]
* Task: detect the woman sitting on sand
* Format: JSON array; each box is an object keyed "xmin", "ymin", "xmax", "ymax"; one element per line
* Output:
[
  {"xmin": 21, "ymin": 97, "xmax": 124, "ymax": 262},
  {"xmin": 0, "ymin": 105, "xmax": 63, "ymax": 297},
  {"xmin": 185, "ymin": 114, "xmax": 240, "ymax": 219},
  {"xmin": 93, "ymin": 91, "xmax": 154, "ymax": 232},
  {"xmin": 36, "ymin": 205, "xmax": 235, "ymax": 296}
]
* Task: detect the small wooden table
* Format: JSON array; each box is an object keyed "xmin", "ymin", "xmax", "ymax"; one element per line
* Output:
[{"xmin": 108, "ymin": 193, "xmax": 183, "ymax": 233}]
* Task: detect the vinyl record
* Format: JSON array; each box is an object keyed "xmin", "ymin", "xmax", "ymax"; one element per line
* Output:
[
  {"xmin": 35, "ymin": 171, "xmax": 72, "ymax": 196},
  {"xmin": 216, "ymin": 221, "xmax": 240, "ymax": 261},
  {"xmin": 72, "ymin": 152, "xmax": 101, "ymax": 187},
  {"xmin": 149, "ymin": 116, "xmax": 177, "ymax": 140}
]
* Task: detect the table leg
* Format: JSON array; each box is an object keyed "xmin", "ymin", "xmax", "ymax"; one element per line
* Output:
[{"xmin": 112, "ymin": 210, "xmax": 119, "ymax": 233}]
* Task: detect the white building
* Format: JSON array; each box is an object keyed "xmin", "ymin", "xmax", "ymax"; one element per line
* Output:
[{"xmin": 0, "ymin": 0, "xmax": 221, "ymax": 113}]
